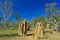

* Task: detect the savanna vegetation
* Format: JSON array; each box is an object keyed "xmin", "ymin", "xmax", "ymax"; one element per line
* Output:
[{"xmin": 0, "ymin": 0, "xmax": 60, "ymax": 40}]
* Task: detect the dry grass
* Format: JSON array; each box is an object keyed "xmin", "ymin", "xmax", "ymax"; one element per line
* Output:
[{"xmin": 0, "ymin": 28, "xmax": 60, "ymax": 40}]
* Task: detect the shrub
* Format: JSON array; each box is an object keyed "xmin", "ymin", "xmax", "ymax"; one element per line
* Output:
[{"xmin": 46, "ymin": 29, "xmax": 53, "ymax": 34}]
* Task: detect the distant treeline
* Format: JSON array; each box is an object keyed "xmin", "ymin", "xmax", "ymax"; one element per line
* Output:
[{"xmin": 0, "ymin": 0, "xmax": 60, "ymax": 30}]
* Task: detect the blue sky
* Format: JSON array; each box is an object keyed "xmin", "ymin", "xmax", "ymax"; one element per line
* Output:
[{"xmin": 0, "ymin": 0, "xmax": 60, "ymax": 21}]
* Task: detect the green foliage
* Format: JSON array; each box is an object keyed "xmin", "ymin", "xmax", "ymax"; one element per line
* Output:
[
  {"xmin": 14, "ymin": 12, "xmax": 20, "ymax": 21},
  {"xmin": 45, "ymin": 2, "xmax": 60, "ymax": 31},
  {"xmin": 0, "ymin": 16, "xmax": 3, "ymax": 21},
  {"xmin": 0, "ymin": 0, "xmax": 14, "ymax": 29},
  {"xmin": 46, "ymin": 29, "xmax": 53, "ymax": 34},
  {"xmin": 30, "ymin": 16, "xmax": 45, "ymax": 27}
]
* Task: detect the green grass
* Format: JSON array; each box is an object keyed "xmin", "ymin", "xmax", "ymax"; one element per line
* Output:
[
  {"xmin": 0, "ymin": 29, "xmax": 60, "ymax": 40},
  {"xmin": 0, "ymin": 29, "xmax": 18, "ymax": 38},
  {"xmin": 0, "ymin": 29, "xmax": 17, "ymax": 34},
  {"xmin": 45, "ymin": 29, "xmax": 53, "ymax": 34}
]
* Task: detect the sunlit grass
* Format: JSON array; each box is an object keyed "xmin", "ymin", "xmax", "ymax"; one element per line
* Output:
[{"xmin": 0, "ymin": 29, "xmax": 60, "ymax": 40}]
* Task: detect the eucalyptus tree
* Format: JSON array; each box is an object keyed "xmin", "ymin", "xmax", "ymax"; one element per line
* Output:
[
  {"xmin": 45, "ymin": 2, "xmax": 59, "ymax": 31},
  {"xmin": 0, "ymin": 0, "xmax": 13, "ymax": 29},
  {"xmin": 14, "ymin": 12, "xmax": 20, "ymax": 22},
  {"xmin": 14, "ymin": 12, "xmax": 21, "ymax": 24},
  {"xmin": 31, "ymin": 16, "xmax": 45, "ymax": 28},
  {"xmin": 14, "ymin": 12, "xmax": 21, "ymax": 28}
]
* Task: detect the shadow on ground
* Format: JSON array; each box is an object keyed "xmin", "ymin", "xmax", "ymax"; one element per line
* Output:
[{"xmin": 26, "ymin": 34, "xmax": 34, "ymax": 36}]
